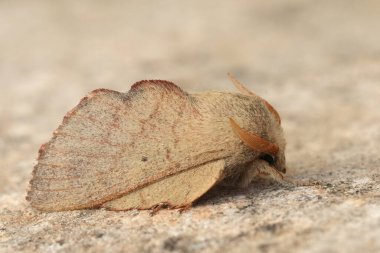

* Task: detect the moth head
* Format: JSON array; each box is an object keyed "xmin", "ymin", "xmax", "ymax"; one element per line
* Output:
[
  {"xmin": 228, "ymin": 73, "xmax": 286, "ymax": 174},
  {"xmin": 229, "ymin": 118, "xmax": 287, "ymax": 174},
  {"xmin": 267, "ymin": 123, "xmax": 286, "ymax": 174}
]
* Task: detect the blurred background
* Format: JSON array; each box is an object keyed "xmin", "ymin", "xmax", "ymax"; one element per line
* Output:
[
  {"xmin": 2, "ymin": 0, "xmax": 380, "ymax": 211},
  {"xmin": 1, "ymin": 1, "xmax": 380, "ymax": 252},
  {"xmin": 3, "ymin": 0, "xmax": 380, "ymax": 184}
]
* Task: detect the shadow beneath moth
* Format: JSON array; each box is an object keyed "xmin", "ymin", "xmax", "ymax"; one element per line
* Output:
[{"xmin": 27, "ymin": 74, "xmax": 292, "ymax": 212}]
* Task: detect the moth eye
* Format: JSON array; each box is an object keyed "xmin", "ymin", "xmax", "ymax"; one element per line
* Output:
[{"xmin": 260, "ymin": 154, "xmax": 276, "ymax": 165}]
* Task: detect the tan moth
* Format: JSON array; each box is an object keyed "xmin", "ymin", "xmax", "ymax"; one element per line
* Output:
[{"xmin": 27, "ymin": 74, "xmax": 289, "ymax": 212}]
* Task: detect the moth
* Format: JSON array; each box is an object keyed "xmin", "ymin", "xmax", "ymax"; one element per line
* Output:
[{"xmin": 27, "ymin": 74, "xmax": 289, "ymax": 212}]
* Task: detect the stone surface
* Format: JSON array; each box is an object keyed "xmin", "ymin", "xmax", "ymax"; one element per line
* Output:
[{"xmin": 1, "ymin": 1, "xmax": 380, "ymax": 252}]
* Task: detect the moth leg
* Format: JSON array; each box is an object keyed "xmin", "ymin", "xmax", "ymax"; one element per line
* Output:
[
  {"xmin": 178, "ymin": 203, "xmax": 192, "ymax": 213},
  {"xmin": 150, "ymin": 202, "xmax": 192, "ymax": 215},
  {"xmin": 237, "ymin": 160, "xmax": 295, "ymax": 187},
  {"xmin": 150, "ymin": 202, "xmax": 170, "ymax": 216},
  {"xmin": 236, "ymin": 163, "xmax": 260, "ymax": 188},
  {"xmin": 256, "ymin": 160, "xmax": 307, "ymax": 187}
]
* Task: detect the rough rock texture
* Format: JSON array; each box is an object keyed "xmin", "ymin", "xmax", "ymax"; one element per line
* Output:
[{"xmin": 1, "ymin": 1, "xmax": 380, "ymax": 252}]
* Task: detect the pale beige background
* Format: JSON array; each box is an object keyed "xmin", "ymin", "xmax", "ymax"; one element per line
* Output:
[{"xmin": 1, "ymin": 1, "xmax": 380, "ymax": 253}]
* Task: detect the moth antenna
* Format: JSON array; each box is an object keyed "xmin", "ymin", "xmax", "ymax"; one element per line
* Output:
[
  {"xmin": 227, "ymin": 73, "xmax": 281, "ymax": 124},
  {"xmin": 229, "ymin": 118, "xmax": 279, "ymax": 155},
  {"xmin": 227, "ymin": 72, "xmax": 255, "ymax": 96}
]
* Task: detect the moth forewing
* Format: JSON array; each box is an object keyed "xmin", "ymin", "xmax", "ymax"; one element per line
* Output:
[{"xmin": 28, "ymin": 81, "xmax": 232, "ymax": 211}]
